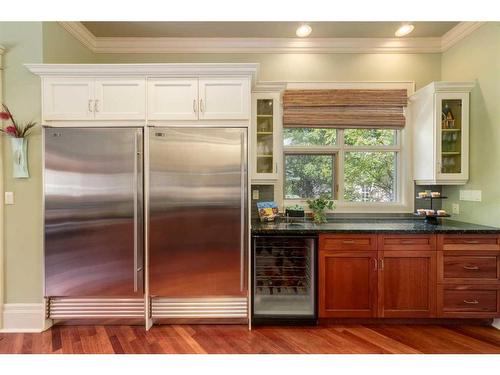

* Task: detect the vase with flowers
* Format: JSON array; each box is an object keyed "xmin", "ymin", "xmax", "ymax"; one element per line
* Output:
[{"xmin": 0, "ymin": 104, "xmax": 37, "ymax": 178}]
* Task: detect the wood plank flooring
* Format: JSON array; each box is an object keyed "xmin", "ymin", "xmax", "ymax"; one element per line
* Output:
[{"xmin": 1, "ymin": 324, "xmax": 500, "ymax": 354}]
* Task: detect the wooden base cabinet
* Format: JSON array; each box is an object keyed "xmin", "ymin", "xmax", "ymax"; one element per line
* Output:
[
  {"xmin": 379, "ymin": 251, "xmax": 436, "ymax": 318},
  {"xmin": 437, "ymin": 234, "xmax": 500, "ymax": 318},
  {"xmin": 319, "ymin": 250, "xmax": 378, "ymax": 318},
  {"xmin": 319, "ymin": 234, "xmax": 437, "ymax": 319}
]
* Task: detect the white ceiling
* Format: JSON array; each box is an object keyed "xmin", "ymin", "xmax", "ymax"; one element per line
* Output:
[{"xmin": 81, "ymin": 22, "xmax": 459, "ymax": 39}]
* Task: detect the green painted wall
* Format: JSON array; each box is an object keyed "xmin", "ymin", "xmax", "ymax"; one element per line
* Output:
[
  {"xmin": 97, "ymin": 52, "xmax": 441, "ymax": 90},
  {"xmin": 0, "ymin": 22, "xmax": 97, "ymax": 304},
  {"xmin": 442, "ymin": 23, "xmax": 500, "ymax": 227},
  {"xmin": 42, "ymin": 22, "xmax": 96, "ymax": 63},
  {"xmin": 0, "ymin": 22, "xmax": 44, "ymax": 303}
]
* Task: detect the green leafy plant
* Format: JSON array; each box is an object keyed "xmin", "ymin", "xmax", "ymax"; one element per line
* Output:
[{"xmin": 306, "ymin": 196, "xmax": 335, "ymax": 224}]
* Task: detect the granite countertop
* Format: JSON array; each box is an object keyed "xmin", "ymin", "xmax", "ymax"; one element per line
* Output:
[{"xmin": 252, "ymin": 218, "xmax": 500, "ymax": 235}]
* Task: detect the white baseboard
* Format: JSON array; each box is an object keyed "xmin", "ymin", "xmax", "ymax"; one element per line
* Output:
[
  {"xmin": 493, "ymin": 319, "xmax": 500, "ymax": 330},
  {"xmin": 0, "ymin": 303, "xmax": 47, "ymax": 333}
]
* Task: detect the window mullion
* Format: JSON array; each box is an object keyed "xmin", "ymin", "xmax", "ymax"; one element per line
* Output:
[{"xmin": 337, "ymin": 129, "xmax": 345, "ymax": 203}]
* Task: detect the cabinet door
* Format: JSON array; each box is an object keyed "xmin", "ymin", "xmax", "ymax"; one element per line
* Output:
[
  {"xmin": 252, "ymin": 92, "xmax": 281, "ymax": 180},
  {"xmin": 147, "ymin": 78, "xmax": 198, "ymax": 120},
  {"xmin": 319, "ymin": 251, "xmax": 378, "ymax": 318},
  {"xmin": 379, "ymin": 251, "xmax": 436, "ymax": 317},
  {"xmin": 94, "ymin": 79, "xmax": 146, "ymax": 120},
  {"xmin": 198, "ymin": 78, "xmax": 250, "ymax": 120},
  {"xmin": 435, "ymin": 92, "xmax": 469, "ymax": 183},
  {"xmin": 43, "ymin": 78, "xmax": 94, "ymax": 120}
]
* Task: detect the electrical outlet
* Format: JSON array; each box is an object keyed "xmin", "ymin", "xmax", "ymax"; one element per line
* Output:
[
  {"xmin": 452, "ymin": 203, "xmax": 460, "ymax": 215},
  {"xmin": 4, "ymin": 191, "xmax": 14, "ymax": 205},
  {"xmin": 252, "ymin": 189, "xmax": 260, "ymax": 200}
]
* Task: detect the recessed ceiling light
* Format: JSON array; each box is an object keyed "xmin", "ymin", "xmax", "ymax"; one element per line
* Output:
[
  {"xmin": 395, "ymin": 24, "xmax": 415, "ymax": 37},
  {"xmin": 296, "ymin": 24, "xmax": 312, "ymax": 38}
]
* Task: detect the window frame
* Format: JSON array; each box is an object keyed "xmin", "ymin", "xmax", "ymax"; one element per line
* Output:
[{"xmin": 277, "ymin": 81, "xmax": 414, "ymax": 214}]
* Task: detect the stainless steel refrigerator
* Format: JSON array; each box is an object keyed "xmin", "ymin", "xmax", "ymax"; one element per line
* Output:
[
  {"xmin": 44, "ymin": 127, "xmax": 144, "ymax": 320},
  {"xmin": 149, "ymin": 127, "xmax": 248, "ymax": 321}
]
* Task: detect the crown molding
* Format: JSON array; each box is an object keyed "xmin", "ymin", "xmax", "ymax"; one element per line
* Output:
[
  {"xmin": 0, "ymin": 45, "xmax": 5, "ymax": 55},
  {"xmin": 441, "ymin": 22, "xmax": 486, "ymax": 51},
  {"xmin": 24, "ymin": 63, "xmax": 259, "ymax": 81},
  {"xmin": 58, "ymin": 22, "xmax": 486, "ymax": 55},
  {"xmin": 58, "ymin": 21, "xmax": 97, "ymax": 51}
]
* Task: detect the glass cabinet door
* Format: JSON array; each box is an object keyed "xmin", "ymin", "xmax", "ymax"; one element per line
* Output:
[
  {"xmin": 437, "ymin": 93, "xmax": 468, "ymax": 179},
  {"xmin": 256, "ymin": 98, "xmax": 274, "ymax": 174}
]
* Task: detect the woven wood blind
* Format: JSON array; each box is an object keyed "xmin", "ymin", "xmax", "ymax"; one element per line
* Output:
[{"xmin": 283, "ymin": 89, "xmax": 407, "ymax": 128}]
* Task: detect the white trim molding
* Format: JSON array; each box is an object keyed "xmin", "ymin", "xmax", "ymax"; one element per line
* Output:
[
  {"xmin": 441, "ymin": 22, "xmax": 486, "ymax": 51},
  {"xmin": 0, "ymin": 303, "xmax": 46, "ymax": 333},
  {"xmin": 25, "ymin": 63, "xmax": 259, "ymax": 81},
  {"xmin": 59, "ymin": 22, "xmax": 486, "ymax": 55}
]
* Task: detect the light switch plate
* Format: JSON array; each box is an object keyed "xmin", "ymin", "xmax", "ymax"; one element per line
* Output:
[
  {"xmin": 452, "ymin": 203, "xmax": 460, "ymax": 215},
  {"xmin": 4, "ymin": 191, "xmax": 14, "ymax": 205},
  {"xmin": 460, "ymin": 190, "xmax": 482, "ymax": 202},
  {"xmin": 252, "ymin": 189, "xmax": 259, "ymax": 200}
]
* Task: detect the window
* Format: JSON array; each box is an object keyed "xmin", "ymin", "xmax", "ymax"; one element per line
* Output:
[{"xmin": 283, "ymin": 128, "xmax": 400, "ymax": 204}]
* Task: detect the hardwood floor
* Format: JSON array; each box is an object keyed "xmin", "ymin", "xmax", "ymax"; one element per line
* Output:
[{"xmin": 1, "ymin": 324, "xmax": 500, "ymax": 354}]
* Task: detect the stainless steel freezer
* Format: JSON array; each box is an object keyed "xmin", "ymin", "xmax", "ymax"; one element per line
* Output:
[
  {"xmin": 44, "ymin": 127, "xmax": 144, "ymax": 319},
  {"xmin": 149, "ymin": 127, "xmax": 248, "ymax": 320}
]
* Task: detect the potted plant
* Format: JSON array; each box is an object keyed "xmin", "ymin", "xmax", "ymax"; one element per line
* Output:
[
  {"xmin": 306, "ymin": 196, "xmax": 335, "ymax": 224},
  {"xmin": 0, "ymin": 104, "xmax": 37, "ymax": 178}
]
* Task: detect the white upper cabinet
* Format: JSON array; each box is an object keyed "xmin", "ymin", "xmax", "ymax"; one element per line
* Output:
[
  {"xmin": 43, "ymin": 77, "xmax": 146, "ymax": 121},
  {"xmin": 147, "ymin": 78, "xmax": 198, "ymax": 120},
  {"xmin": 410, "ymin": 82, "xmax": 474, "ymax": 185},
  {"xmin": 43, "ymin": 78, "xmax": 94, "ymax": 120},
  {"xmin": 94, "ymin": 79, "xmax": 146, "ymax": 120},
  {"xmin": 198, "ymin": 78, "xmax": 250, "ymax": 120}
]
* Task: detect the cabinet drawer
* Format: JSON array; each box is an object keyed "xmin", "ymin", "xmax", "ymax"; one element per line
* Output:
[
  {"xmin": 378, "ymin": 234, "xmax": 436, "ymax": 251},
  {"xmin": 438, "ymin": 234, "xmax": 500, "ymax": 251},
  {"xmin": 443, "ymin": 255, "xmax": 498, "ymax": 280},
  {"xmin": 320, "ymin": 234, "xmax": 377, "ymax": 251},
  {"xmin": 443, "ymin": 290, "xmax": 497, "ymax": 313}
]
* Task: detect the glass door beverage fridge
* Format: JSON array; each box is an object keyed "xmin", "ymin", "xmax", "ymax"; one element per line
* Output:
[{"xmin": 252, "ymin": 235, "xmax": 317, "ymax": 325}]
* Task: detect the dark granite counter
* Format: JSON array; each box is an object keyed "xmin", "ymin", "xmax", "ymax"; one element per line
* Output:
[{"xmin": 252, "ymin": 218, "xmax": 500, "ymax": 235}]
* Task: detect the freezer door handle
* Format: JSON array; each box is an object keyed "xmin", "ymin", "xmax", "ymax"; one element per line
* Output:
[
  {"xmin": 133, "ymin": 130, "xmax": 143, "ymax": 293},
  {"xmin": 240, "ymin": 130, "xmax": 247, "ymax": 292}
]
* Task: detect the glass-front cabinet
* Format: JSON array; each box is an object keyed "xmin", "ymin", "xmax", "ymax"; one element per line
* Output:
[
  {"xmin": 411, "ymin": 82, "xmax": 473, "ymax": 185},
  {"xmin": 436, "ymin": 93, "xmax": 467, "ymax": 179},
  {"xmin": 252, "ymin": 92, "xmax": 282, "ymax": 180}
]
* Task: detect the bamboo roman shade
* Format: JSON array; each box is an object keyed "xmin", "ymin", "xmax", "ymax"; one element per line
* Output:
[{"xmin": 283, "ymin": 89, "xmax": 408, "ymax": 128}]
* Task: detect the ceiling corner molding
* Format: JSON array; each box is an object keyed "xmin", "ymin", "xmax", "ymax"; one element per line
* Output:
[
  {"xmin": 58, "ymin": 22, "xmax": 98, "ymax": 52},
  {"xmin": 0, "ymin": 45, "xmax": 5, "ymax": 54},
  {"xmin": 441, "ymin": 22, "xmax": 486, "ymax": 51},
  {"xmin": 58, "ymin": 21, "xmax": 487, "ymax": 55}
]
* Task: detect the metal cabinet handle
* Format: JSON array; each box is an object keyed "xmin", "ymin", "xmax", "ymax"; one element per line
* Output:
[
  {"xmin": 373, "ymin": 258, "xmax": 378, "ymax": 271},
  {"xmin": 342, "ymin": 240, "xmax": 355, "ymax": 244},
  {"xmin": 200, "ymin": 98, "xmax": 204, "ymax": 113},
  {"xmin": 464, "ymin": 240, "xmax": 480, "ymax": 244},
  {"xmin": 94, "ymin": 99, "xmax": 99, "ymax": 113},
  {"xmin": 88, "ymin": 99, "xmax": 93, "ymax": 112},
  {"xmin": 401, "ymin": 240, "xmax": 414, "ymax": 244},
  {"xmin": 463, "ymin": 299, "xmax": 479, "ymax": 305},
  {"xmin": 379, "ymin": 258, "xmax": 384, "ymax": 270},
  {"xmin": 463, "ymin": 264, "xmax": 480, "ymax": 270},
  {"xmin": 193, "ymin": 99, "xmax": 197, "ymax": 113}
]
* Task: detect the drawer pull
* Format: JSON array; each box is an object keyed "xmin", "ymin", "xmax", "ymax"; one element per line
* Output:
[
  {"xmin": 463, "ymin": 299, "xmax": 479, "ymax": 305},
  {"xmin": 342, "ymin": 240, "xmax": 355, "ymax": 244},
  {"xmin": 463, "ymin": 264, "xmax": 480, "ymax": 270},
  {"xmin": 464, "ymin": 240, "xmax": 480, "ymax": 244}
]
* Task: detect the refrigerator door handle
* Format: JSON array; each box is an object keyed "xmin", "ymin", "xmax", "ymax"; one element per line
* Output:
[
  {"xmin": 133, "ymin": 130, "xmax": 142, "ymax": 293},
  {"xmin": 240, "ymin": 130, "xmax": 247, "ymax": 292}
]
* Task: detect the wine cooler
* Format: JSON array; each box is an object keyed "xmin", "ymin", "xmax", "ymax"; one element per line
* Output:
[{"xmin": 252, "ymin": 236, "xmax": 317, "ymax": 325}]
